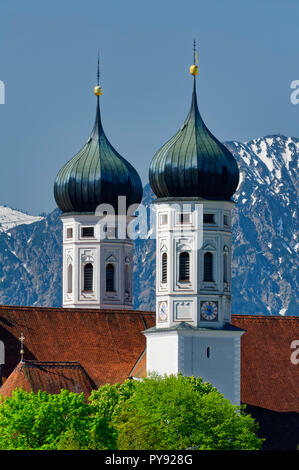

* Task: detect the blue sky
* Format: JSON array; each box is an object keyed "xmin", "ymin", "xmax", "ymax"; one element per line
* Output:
[{"xmin": 0, "ymin": 0, "xmax": 298, "ymax": 214}]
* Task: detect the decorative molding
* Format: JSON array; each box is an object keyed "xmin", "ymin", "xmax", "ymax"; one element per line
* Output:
[
  {"xmin": 66, "ymin": 254, "xmax": 73, "ymax": 265},
  {"xmin": 105, "ymin": 254, "xmax": 117, "ymax": 263},
  {"xmin": 174, "ymin": 301, "xmax": 193, "ymax": 321},
  {"xmin": 202, "ymin": 242, "xmax": 217, "ymax": 251},
  {"xmin": 81, "ymin": 250, "xmax": 95, "ymax": 264}
]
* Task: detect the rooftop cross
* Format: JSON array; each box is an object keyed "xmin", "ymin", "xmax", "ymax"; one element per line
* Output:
[{"xmin": 19, "ymin": 333, "xmax": 25, "ymax": 363}]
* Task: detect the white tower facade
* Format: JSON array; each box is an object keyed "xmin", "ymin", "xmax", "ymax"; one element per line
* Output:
[
  {"xmin": 145, "ymin": 60, "xmax": 244, "ymax": 405},
  {"xmin": 62, "ymin": 214, "xmax": 134, "ymax": 309},
  {"xmin": 145, "ymin": 198, "xmax": 244, "ymax": 405},
  {"xmin": 154, "ymin": 199, "xmax": 235, "ymax": 328},
  {"xmin": 54, "ymin": 74, "xmax": 143, "ymax": 310}
]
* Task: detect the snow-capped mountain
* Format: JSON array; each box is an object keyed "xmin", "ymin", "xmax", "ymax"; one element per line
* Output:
[
  {"xmin": 0, "ymin": 135, "xmax": 297, "ymax": 315},
  {"xmin": 0, "ymin": 206, "xmax": 44, "ymax": 233},
  {"xmin": 226, "ymin": 135, "xmax": 298, "ymax": 316},
  {"xmin": 134, "ymin": 134, "xmax": 299, "ymax": 316}
]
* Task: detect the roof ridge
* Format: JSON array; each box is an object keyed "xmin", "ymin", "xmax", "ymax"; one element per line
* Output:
[
  {"xmin": 232, "ymin": 314, "xmax": 299, "ymax": 320},
  {"xmin": 19, "ymin": 360, "xmax": 82, "ymax": 368}
]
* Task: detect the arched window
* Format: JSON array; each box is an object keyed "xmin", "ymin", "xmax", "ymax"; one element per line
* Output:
[
  {"xmin": 179, "ymin": 252, "xmax": 190, "ymax": 282},
  {"xmin": 67, "ymin": 264, "xmax": 73, "ymax": 294},
  {"xmin": 83, "ymin": 263, "xmax": 93, "ymax": 291},
  {"xmin": 162, "ymin": 253, "xmax": 167, "ymax": 283},
  {"xmin": 204, "ymin": 252, "xmax": 213, "ymax": 282},
  {"xmin": 106, "ymin": 264, "xmax": 115, "ymax": 292},
  {"xmin": 223, "ymin": 253, "xmax": 228, "ymax": 283}
]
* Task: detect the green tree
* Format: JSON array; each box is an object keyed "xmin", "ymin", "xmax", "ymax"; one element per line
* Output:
[
  {"xmin": 0, "ymin": 375, "xmax": 262, "ymax": 450},
  {"xmin": 113, "ymin": 374, "xmax": 262, "ymax": 450},
  {"xmin": 0, "ymin": 389, "xmax": 92, "ymax": 450},
  {"xmin": 88, "ymin": 379, "xmax": 137, "ymax": 449}
]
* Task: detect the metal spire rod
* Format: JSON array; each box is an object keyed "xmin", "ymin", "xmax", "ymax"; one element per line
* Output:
[{"xmin": 97, "ymin": 50, "xmax": 100, "ymax": 86}]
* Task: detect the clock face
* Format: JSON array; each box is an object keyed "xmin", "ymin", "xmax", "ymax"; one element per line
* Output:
[
  {"xmin": 158, "ymin": 301, "xmax": 168, "ymax": 322},
  {"xmin": 200, "ymin": 301, "xmax": 218, "ymax": 321}
]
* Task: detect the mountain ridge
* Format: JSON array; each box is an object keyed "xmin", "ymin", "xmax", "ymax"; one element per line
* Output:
[{"xmin": 0, "ymin": 134, "xmax": 297, "ymax": 316}]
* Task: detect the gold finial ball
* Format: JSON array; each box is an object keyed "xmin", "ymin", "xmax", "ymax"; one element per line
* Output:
[
  {"xmin": 94, "ymin": 85, "xmax": 103, "ymax": 96},
  {"xmin": 190, "ymin": 65, "xmax": 199, "ymax": 76}
]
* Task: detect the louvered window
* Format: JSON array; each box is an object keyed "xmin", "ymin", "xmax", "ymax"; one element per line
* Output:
[
  {"xmin": 204, "ymin": 252, "xmax": 213, "ymax": 282},
  {"xmin": 106, "ymin": 264, "xmax": 115, "ymax": 292},
  {"xmin": 83, "ymin": 263, "xmax": 93, "ymax": 291},
  {"xmin": 179, "ymin": 252, "xmax": 190, "ymax": 282},
  {"xmin": 162, "ymin": 253, "xmax": 167, "ymax": 283}
]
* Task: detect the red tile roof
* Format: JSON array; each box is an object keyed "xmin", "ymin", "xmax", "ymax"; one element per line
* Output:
[
  {"xmin": 0, "ymin": 305, "xmax": 155, "ymax": 391},
  {"xmin": 231, "ymin": 315, "xmax": 299, "ymax": 413},
  {"xmin": 0, "ymin": 306, "xmax": 298, "ymax": 412},
  {"xmin": 0, "ymin": 361, "xmax": 94, "ymax": 397}
]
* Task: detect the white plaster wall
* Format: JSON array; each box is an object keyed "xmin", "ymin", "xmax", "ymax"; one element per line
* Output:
[
  {"xmin": 181, "ymin": 334, "xmax": 240, "ymax": 405},
  {"xmin": 146, "ymin": 333, "xmax": 178, "ymax": 376},
  {"xmin": 145, "ymin": 330, "xmax": 243, "ymax": 406}
]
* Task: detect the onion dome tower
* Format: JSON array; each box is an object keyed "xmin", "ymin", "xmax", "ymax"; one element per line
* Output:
[
  {"xmin": 54, "ymin": 59, "xmax": 142, "ymax": 310},
  {"xmin": 149, "ymin": 68, "xmax": 239, "ymax": 200},
  {"xmin": 144, "ymin": 44, "xmax": 244, "ymax": 406}
]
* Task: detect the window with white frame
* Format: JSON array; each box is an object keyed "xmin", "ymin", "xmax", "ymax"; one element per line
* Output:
[
  {"xmin": 179, "ymin": 252, "xmax": 190, "ymax": 282},
  {"xmin": 83, "ymin": 263, "xmax": 93, "ymax": 291}
]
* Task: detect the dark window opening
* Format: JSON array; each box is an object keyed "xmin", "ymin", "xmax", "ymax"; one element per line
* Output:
[
  {"xmin": 204, "ymin": 252, "xmax": 213, "ymax": 282},
  {"xmin": 203, "ymin": 214, "xmax": 215, "ymax": 224},
  {"xmin": 125, "ymin": 264, "xmax": 130, "ymax": 294},
  {"xmin": 106, "ymin": 264, "xmax": 115, "ymax": 292},
  {"xmin": 82, "ymin": 227, "xmax": 94, "ymax": 237},
  {"xmin": 179, "ymin": 252, "xmax": 190, "ymax": 282},
  {"xmin": 224, "ymin": 215, "xmax": 228, "ymax": 226},
  {"xmin": 83, "ymin": 263, "xmax": 93, "ymax": 291},
  {"xmin": 207, "ymin": 347, "xmax": 210, "ymax": 358}
]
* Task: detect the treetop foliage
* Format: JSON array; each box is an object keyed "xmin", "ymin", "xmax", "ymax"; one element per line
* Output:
[{"xmin": 0, "ymin": 374, "xmax": 262, "ymax": 450}]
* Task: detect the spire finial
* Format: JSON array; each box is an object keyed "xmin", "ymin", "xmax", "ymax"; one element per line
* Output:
[
  {"xmin": 97, "ymin": 50, "xmax": 100, "ymax": 86},
  {"xmin": 190, "ymin": 40, "xmax": 199, "ymax": 76},
  {"xmin": 19, "ymin": 333, "xmax": 25, "ymax": 363},
  {"xmin": 94, "ymin": 50, "xmax": 103, "ymax": 96}
]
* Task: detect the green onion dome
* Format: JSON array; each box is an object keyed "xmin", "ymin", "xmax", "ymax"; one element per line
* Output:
[
  {"xmin": 149, "ymin": 78, "xmax": 239, "ymax": 200},
  {"xmin": 54, "ymin": 93, "xmax": 143, "ymax": 214}
]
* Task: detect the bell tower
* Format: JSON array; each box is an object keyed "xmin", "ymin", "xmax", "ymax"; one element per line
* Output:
[
  {"xmin": 54, "ymin": 61, "xmax": 143, "ymax": 309},
  {"xmin": 144, "ymin": 46, "xmax": 244, "ymax": 405}
]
